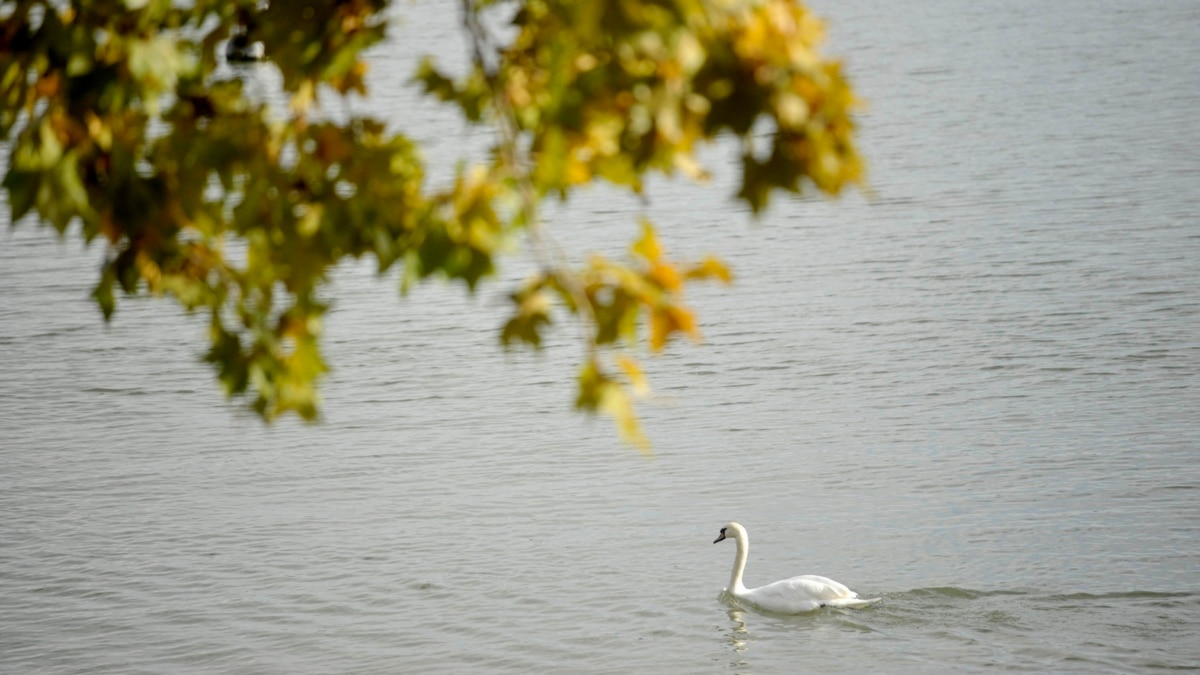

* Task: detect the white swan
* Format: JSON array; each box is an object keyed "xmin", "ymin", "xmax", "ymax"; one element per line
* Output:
[{"xmin": 714, "ymin": 522, "xmax": 879, "ymax": 613}]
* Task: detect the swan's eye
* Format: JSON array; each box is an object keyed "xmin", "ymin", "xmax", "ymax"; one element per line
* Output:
[{"xmin": 720, "ymin": 528, "xmax": 727, "ymax": 534}]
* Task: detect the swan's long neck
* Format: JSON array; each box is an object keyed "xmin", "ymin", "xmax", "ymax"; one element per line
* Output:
[{"xmin": 729, "ymin": 527, "xmax": 749, "ymax": 593}]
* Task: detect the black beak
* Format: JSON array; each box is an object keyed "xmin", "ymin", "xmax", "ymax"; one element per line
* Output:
[{"xmin": 713, "ymin": 532, "xmax": 726, "ymax": 544}]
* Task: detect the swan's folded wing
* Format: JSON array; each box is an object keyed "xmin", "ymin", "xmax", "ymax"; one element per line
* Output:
[
  {"xmin": 826, "ymin": 596, "xmax": 881, "ymax": 609},
  {"xmin": 784, "ymin": 575, "xmax": 857, "ymax": 601},
  {"xmin": 740, "ymin": 581, "xmax": 825, "ymax": 613}
]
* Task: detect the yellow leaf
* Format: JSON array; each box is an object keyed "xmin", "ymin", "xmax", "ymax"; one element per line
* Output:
[
  {"xmin": 675, "ymin": 31, "xmax": 705, "ymax": 75},
  {"xmin": 673, "ymin": 151, "xmax": 710, "ymax": 181},
  {"xmin": 650, "ymin": 305, "xmax": 699, "ymax": 351},
  {"xmin": 297, "ymin": 204, "xmax": 322, "ymax": 238},
  {"xmin": 774, "ymin": 91, "xmax": 810, "ymax": 129},
  {"xmin": 649, "ymin": 261, "xmax": 682, "ymax": 292},
  {"xmin": 135, "ymin": 251, "xmax": 163, "ymax": 292},
  {"xmin": 649, "ymin": 310, "xmax": 669, "ymax": 352},
  {"xmin": 616, "ymin": 354, "xmax": 650, "ymax": 396},
  {"xmin": 291, "ymin": 80, "xmax": 316, "ymax": 114},
  {"xmin": 85, "ymin": 113, "xmax": 112, "ymax": 151},
  {"xmin": 598, "ymin": 382, "xmax": 650, "ymax": 454},
  {"xmin": 631, "ymin": 220, "xmax": 662, "ymax": 262},
  {"xmin": 687, "ymin": 256, "xmax": 734, "ymax": 283},
  {"xmin": 670, "ymin": 305, "xmax": 700, "ymax": 342}
]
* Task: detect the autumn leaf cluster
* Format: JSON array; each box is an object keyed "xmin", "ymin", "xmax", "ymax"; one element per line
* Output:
[{"xmin": 2, "ymin": 0, "xmax": 861, "ymax": 447}]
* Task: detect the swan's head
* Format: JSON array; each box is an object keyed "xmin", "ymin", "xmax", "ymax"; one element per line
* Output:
[{"xmin": 713, "ymin": 522, "xmax": 744, "ymax": 544}]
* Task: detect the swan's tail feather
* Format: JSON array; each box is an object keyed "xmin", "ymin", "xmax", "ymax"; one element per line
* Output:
[{"xmin": 828, "ymin": 596, "xmax": 881, "ymax": 609}]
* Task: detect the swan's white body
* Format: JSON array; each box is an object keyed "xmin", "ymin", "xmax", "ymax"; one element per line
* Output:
[{"xmin": 714, "ymin": 522, "xmax": 879, "ymax": 614}]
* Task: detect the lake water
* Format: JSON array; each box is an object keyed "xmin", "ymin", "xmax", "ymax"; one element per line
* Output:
[{"xmin": 2, "ymin": 1, "xmax": 1198, "ymax": 672}]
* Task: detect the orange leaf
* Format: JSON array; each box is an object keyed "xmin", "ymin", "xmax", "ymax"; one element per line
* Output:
[{"xmin": 649, "ymin": 261, "xmax": 682, "ymax": 292}]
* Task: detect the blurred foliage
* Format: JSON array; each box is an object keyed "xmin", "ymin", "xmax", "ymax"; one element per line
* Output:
[{"xmin": 2, "ymin": 0, "xmax": 861, "ymax": 448}]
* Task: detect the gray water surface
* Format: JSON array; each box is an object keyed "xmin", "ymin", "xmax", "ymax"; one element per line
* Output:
[{"xmin": 3, "ymin": 1, "xmax": 1199, "ymax": 672}]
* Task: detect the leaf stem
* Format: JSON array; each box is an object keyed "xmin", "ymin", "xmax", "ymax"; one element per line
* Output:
[{"xmin": 459, "ymin": 0, "xmax": 598, "ymax": 360}]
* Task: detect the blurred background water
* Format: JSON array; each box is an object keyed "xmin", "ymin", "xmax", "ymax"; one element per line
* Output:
[{"xmin": 2, "ymin": 0, "xmax": 1198, "ymax": 672}]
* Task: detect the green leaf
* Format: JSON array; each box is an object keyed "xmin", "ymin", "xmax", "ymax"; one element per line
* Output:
[
  {"xmin": 91, "ymin": 268, "xmax": 117, "ymax": 321},
  {"xmin": 2, "ymin": 171, "xmax": 39, "ymax": 224}
]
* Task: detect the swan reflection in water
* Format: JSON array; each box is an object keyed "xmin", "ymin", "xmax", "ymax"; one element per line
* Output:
[
  {"xmin": 726, "ymin": 607, "xmax": 751, "ymax": 651},
  {"xmin": 724, "ymin": 608, "xmax": 752, "ymax": 671}
]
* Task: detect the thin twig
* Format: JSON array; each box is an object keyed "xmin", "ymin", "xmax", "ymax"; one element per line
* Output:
[{"xmin": 459, "ymin": 0, "xmax": 598, "ymax": 360}]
